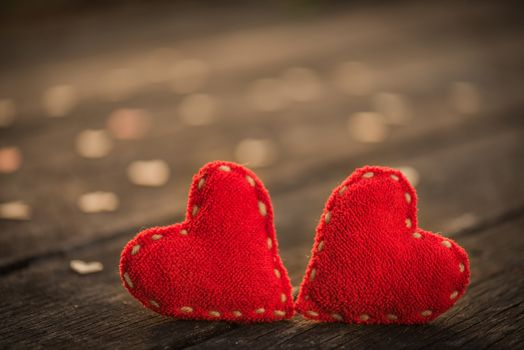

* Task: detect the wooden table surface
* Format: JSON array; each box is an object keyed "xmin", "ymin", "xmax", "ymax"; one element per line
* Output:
[{"xmin": 1, "ymin": 1, "xmax": 523, "ymax": 348}]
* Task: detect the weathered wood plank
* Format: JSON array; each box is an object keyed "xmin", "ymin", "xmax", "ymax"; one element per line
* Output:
[
  {"xmin": 1, "ymin": 110, "xmax": 523, "ymax": 273},
  {"xmin": 1, "ymin": 2, "xmax": 523, "ymax": 347},
  {"xmin": 0, "ymin": 210, "xmax": 521, "ymax": 349},
  {"xmin": 1, "ymin": 88, "xmax": 522, "ymax": 262},
  {"xmin": 1, "ymin": 125, "xmax": 523, "ymax": 348},
  {"xmin": 2, "ymin": 0, "xmax": 523, "ymax": 268}
]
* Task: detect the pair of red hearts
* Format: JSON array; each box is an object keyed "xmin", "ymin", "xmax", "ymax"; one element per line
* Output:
[{"xmin": 120, "ymin": 161, "xmax": 470, "ymax": 324}]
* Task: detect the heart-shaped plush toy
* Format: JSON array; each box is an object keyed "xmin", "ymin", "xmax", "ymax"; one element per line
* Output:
[
  {"xmin": 120, "ymin": 161, "xmax": 294, "ymax": 322},
  {"xmin": 295, "ymin": 166, "xmax": 470, "ymax": 324}
]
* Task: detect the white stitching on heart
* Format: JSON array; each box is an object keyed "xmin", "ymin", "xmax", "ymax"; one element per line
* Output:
[
  {"xmin": 126, "ymin": 163, "xmax": 289, "ymax": 320},
  {"xmin": 131, "ymin": 245, "xmax": 140, "ymax": 255},
  {"xmin": 360, "ymin": 314, "xmax": 370, "ymax": 321},
  {"xmin": 180, "ymin": 306, "xmax": 193, "ymax": 313},
  {"xmin": 300, "ymin": 168, "xmax": 467, "ymax": 323},
  {"xmin": 324, "ymin": 211, "xmax": 331, "ymax": 224},
  {"xmin": 387, "ymin": 314, "xmax": 398, "ymax": 321},
  {"xmin": 192, "ymin": 205, "xmax": 199, "ymax": 217},
  {"xmin": 421, "ymin": 310, "xmax": 432, "ymax": 317},
  {"xmin": 332, "ymin": 313, "xmax": 343, "ymax": 321},
  {"xmin": 310, "ymin": 268, "xmax": 317, "ymax": 281},
  {"xmin": 123, "ymin": 272, "xmax": 134, "ymax": 288},
  {"xmin": 274, "ymin": 310, "xmax": 286, "ymax": 317},
  {"xmin": 441, "ymin": 240, "xmax": 452, "ymax": 248},
  {"xmin": 246, "ymin": 175, "xmax": 255, "ymax": 187},
  {"xmin": 258, "ymin": 201, "xmax": 267, "ymax": 216}
]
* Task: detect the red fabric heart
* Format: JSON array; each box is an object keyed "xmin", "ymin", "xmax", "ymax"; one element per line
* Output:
[
  {"xmin": 295, "ymin": 166, "xmax": 470, "ymax": 324},
  {"xmin": 120, "ymin": 161, "xmax": 294, "ymax": 322}
]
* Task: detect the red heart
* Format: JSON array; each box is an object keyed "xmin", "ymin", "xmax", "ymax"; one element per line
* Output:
[
  {"xmin": 120, "ymin": 161, "xmax": 294, "ymax": 322},
  {"xmin": 295, "ymin": 166, "xmax": 470, "ymax": 324}
]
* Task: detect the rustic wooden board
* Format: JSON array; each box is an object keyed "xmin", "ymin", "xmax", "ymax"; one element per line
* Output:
[
  {"xmin": 1, "ymin": 1, "xmax": 523, "ymax": 348},
  {"xmin": 0, "ymin": 209, "xmax": 522, "ymax": 349},
  {"xmin": 1, "ymin": 0, "xmax": 524, "ymax": 269},
  {"xmin": 1, "ymin": 123, "xmax": 523, "ymax": 348},
  {"xmin": 1, "ymin": 110, "xmax": 522, "ymax": 273}
]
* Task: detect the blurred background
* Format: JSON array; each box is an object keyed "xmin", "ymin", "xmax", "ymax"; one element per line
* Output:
[
  {"xmin": 1, "ymin": 1, "xmax": 524, "ymax": 348},
  {"xmin": 1, "ymin": 0, "xmax": 523, "ymax": 281}
]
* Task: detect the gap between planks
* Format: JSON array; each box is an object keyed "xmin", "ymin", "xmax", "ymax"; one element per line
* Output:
[{"xmin": 0, "ymin": 114, "xmax": 522, "ymax": 276}]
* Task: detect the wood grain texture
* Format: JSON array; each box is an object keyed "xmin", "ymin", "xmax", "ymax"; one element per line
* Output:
[
  {"xmin": 1, "ymin": 0, "xmax": 523, "ymax": 348},
  {"xmin": 1, "ymin": 0, "xmax": 524, "ymax": 268},
  {"xmin": 0, "ymin": 211, "xmax": 522, "ymax": 349},
  {"xmin": 1, "ymin": 127, "xmax": 523, "ymax": 348}
]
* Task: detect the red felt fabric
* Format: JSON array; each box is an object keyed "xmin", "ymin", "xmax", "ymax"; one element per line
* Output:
[
  {"xmin": 295, "ymin": 166, "xmax": 470, "ymax": 324},
  {"xmin": 120, "ymin": 161, "xmax": 294, "ymax": 323}
]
